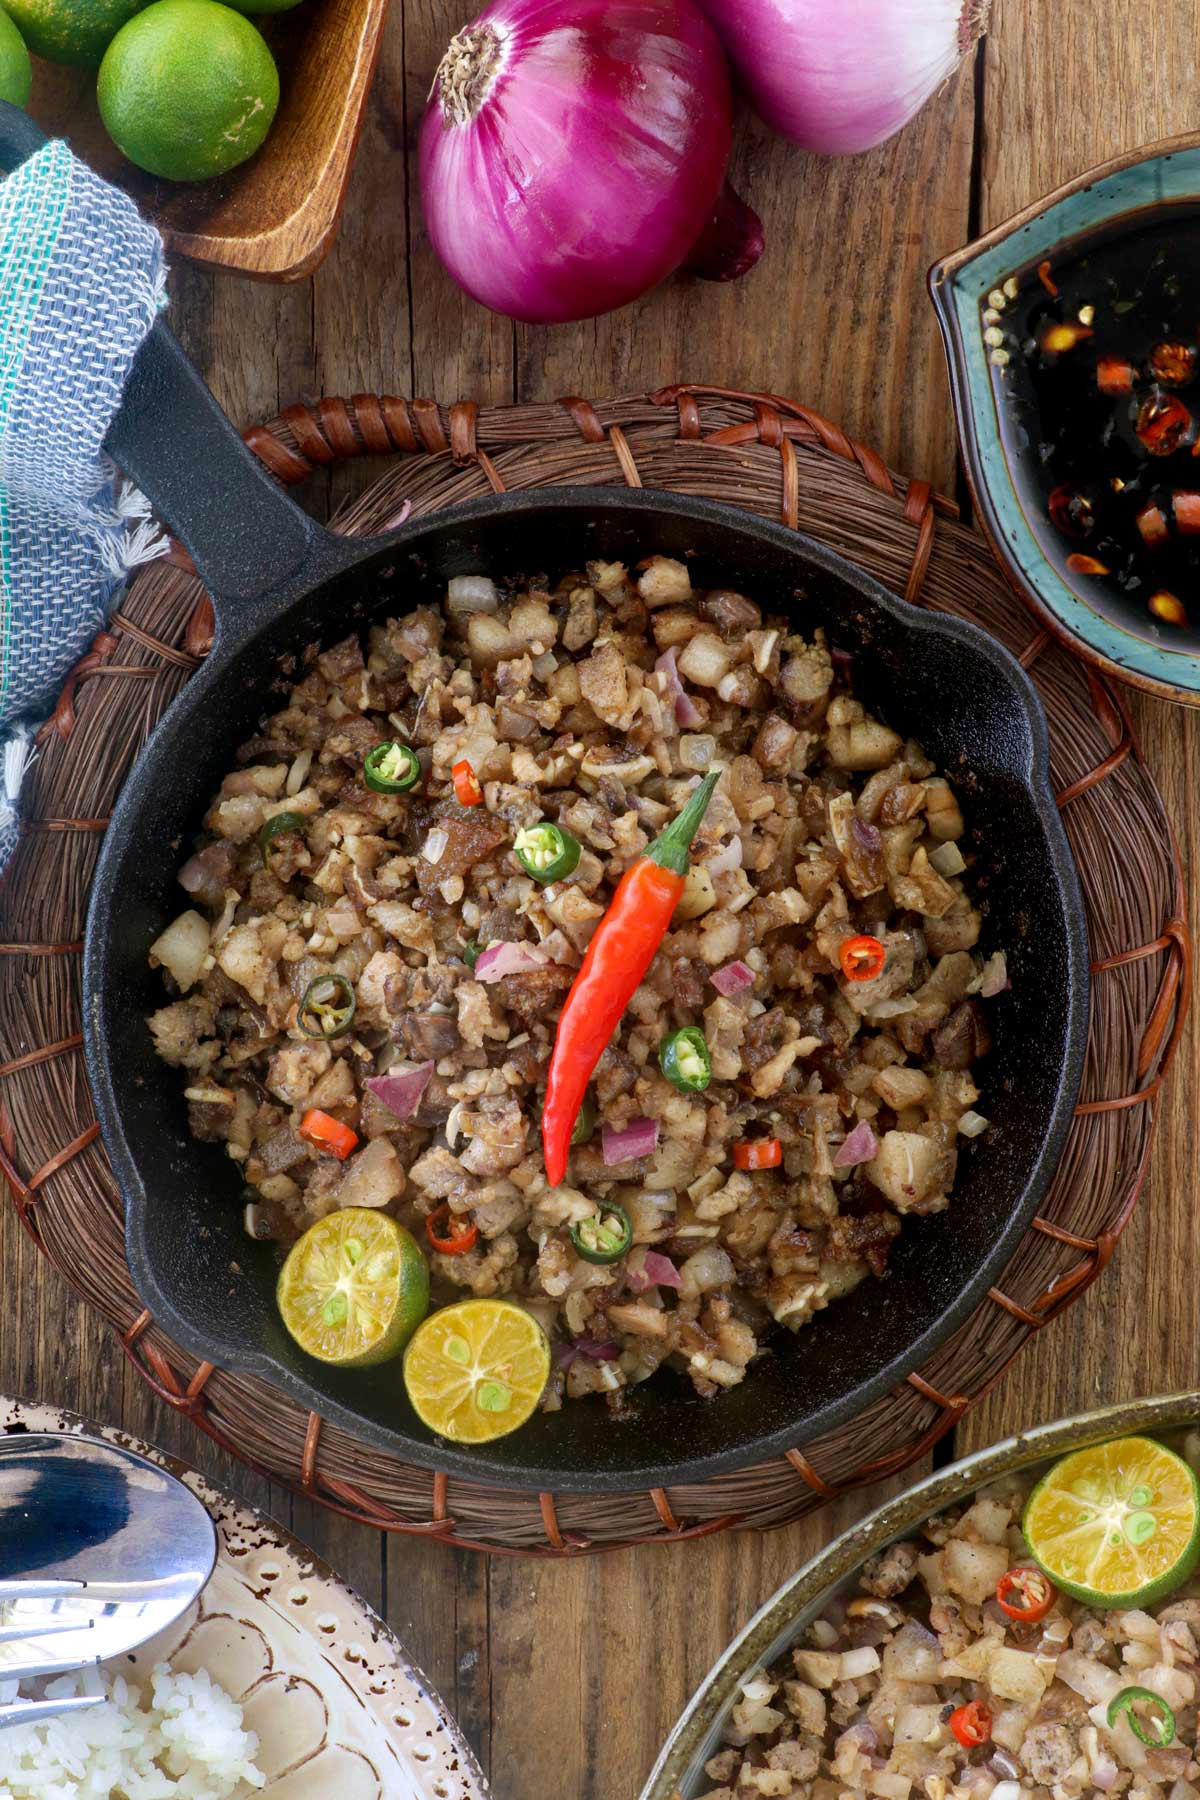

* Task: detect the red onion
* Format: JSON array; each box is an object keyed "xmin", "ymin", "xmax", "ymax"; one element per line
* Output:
[
  {"xmin": 852, "ymin": 815, "xmax": 882, "ymax": 852},
  {"xmin": 655, "ymin": 646, "xmax": 706, "ymax": 728},
  {"xmin": 419, "ymin": 0, "xmax": 763, "ymax": 324},
  {"xmin": 366, "ymin": 1062, "xmax": 434, "ymax": 1122},
  {"xmin": 833, "ymin": 1119, "xmax": 879, "ymax": 1167},
  {"xmin": 711, "ymin": 958, "xmax": 754, "ymax": 996},
  {"xmin": 556, "ymin": 1336, "xmax": 621, "ymax": 1367},
  {"xmin": 601, "ymin": 1116, "xmax": 659, "ymax": 1164},
  {"xmin": 474, "ymin": 939, "xmax": 548, "ymax": 983},
  {"xmin": 695, "ymin": 0, "xmax": 989, "ymax": 154},
  {"xmin": 628, "ymin": 1250, "xmax": 682, "ymax": 1292}
]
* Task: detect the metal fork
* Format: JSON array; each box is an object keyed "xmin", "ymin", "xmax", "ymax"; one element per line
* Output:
[{"xmin": 0, "ymin": 1579, "xmax": 102, "ymax": 1730}]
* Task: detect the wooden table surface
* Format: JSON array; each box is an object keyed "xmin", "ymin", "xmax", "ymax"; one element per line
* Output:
[{"xmin": 3, "ymin": 4, "xmax": 1199, "ymax": 1797}]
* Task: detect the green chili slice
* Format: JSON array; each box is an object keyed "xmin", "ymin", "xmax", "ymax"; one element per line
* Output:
[
  {"xmin": 513, "ymin": 821, "xmax": 581, "ymax": 885},
  {"xmin": 1106, "ymin": 1688, "xmax": 1176, "ymax": 1747},
  {"xmin": 569, "ymin": 1089, "xmax": 596, "ymax": 1147},
  {"xmin": 298, "ymin": 973, "xmax": 357, "ymax": 1040},
  {"xmin": 659, "ymin": 1026, "xmax": 711, "ymax": 1093},
  {"xmin": 570, "ymin": 1203, "xmax": 633, "ymax": 1266},
  {"xmin": 462, "ymin": 938, "xmax": 481, "ymax": 970},
  {"xmin": 260, "ymin": 810, "xmax": 306, "ymax": 870},
  {"xmin": 363, "ymin": 740, "xmax": 421, "ymax": 793}
]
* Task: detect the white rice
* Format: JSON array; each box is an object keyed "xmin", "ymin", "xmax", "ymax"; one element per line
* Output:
[{"xmin": 0, "ymin": 1664, "xmax": 264, "ymax": 1798}]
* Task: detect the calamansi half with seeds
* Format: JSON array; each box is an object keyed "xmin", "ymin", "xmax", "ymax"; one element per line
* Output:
[
  {"xmin": 403, "ymin": 1299, "xmax": 550, "ymax": 1443},
  {"xmin": 277, "ymin": 1208, "xmax": 429, "ymax": 1369},
  {"xmin": 1024, "ymin": 1436, "xmax": 1200, "ymax": 1608}
]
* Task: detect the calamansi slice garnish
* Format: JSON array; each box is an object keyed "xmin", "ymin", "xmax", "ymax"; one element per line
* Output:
[
  {"xmin": 403, "ymin": 1299, "xmax": 550, "ymax": 1443},
  {"xmin": 277, "ymin": 1208, "xmax": 429, "ymax": 1368},
  {"xmin": 1024, "ymin": 1435, "xmax": 1200, "ymax": 1607}
]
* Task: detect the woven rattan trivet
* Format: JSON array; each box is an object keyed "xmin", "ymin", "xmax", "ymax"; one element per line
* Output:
[{"xmin": 0, "ymin": 385, "xmax": 1189, "ymax": 1556}]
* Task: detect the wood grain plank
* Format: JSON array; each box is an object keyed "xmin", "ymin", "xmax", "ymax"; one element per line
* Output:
[{"xmin": 960, "ymin": 0, "xmax": 1198, "ymax": 1455}]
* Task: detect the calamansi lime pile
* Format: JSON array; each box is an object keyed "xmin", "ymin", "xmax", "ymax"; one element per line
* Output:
[
  {"xmin": 1023, "ymin": 1435, "xmax": 1200, "ymax": 1607},
  {"xmin": 0, "ymin": 0, "xmax": 307, "ymax": 181},
  {"xmin": 276, "ymin": 1212, "xmax": 551, "ymax": 1443}
]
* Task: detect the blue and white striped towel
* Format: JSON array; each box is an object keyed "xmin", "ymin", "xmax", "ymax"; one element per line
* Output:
[{"xmin": 0, "ymin": 137, "xmax": 168, "ymax": 877}]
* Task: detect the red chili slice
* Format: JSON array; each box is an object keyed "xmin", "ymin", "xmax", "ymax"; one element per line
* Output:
[
  {"xmin": 1149, "ymin": 340, "xmax": 1197, "ymax": 387},
  {"xmin": 1135, "ymin": 499, "xmax": 1170, "ymax": 548},
  {"xmin": 996, "ymin": 1567, "xmax": 1056, "ymax": 1623},
  {"xmin": 426, "ymin": 1204, "xmax": 479, "ymax": 1255},
  {"xmin": 1149, "ymin": 591, "xmax": 1188, "ymax": 627},
  {"xmin": 733, "ymin": 1138, "xmax": 782, "ymax": 1171},
  {"xmin": 949, "ymin": 1701, "xmax": 992, "ymax": 1748},
  {"xmin": 1048, "ymin": 484, "xmax": 1095, "ymax": 539},
  {"xmin": 1097, "ymin": 354, "xmax": 1135, "ymax": 395},
  {"xmin": 1038, "ymin": 320, "xmax": 1093, "ymax": 353},
  {"xmin": 1136, "ymin": 390, "xmax": 1193, "ymax": 455},
  {"xmin": 839, "ymin": 934, "xmax": 886, "ymax": 982},
  {"xmin": 1066, "ymin": 553, "xmax": 1110, "ymax": 576}
]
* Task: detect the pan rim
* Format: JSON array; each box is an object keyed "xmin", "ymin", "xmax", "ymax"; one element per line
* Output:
[{"xmin": 84, "ymin": 487, "xmax": 1089, "ymax": 1493}]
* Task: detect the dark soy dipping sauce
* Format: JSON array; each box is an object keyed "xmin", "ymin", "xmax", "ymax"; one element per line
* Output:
[{"xmin": 986, "ymin": 205, "xmax": 1200, "ymax": 651}]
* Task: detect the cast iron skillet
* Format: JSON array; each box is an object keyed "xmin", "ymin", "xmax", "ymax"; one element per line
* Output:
[{"xmin": 0, "ymin": 115, "xmax": 1087, "ymax": 1491}]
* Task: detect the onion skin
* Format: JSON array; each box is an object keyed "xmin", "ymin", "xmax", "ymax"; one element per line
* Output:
[
  {"xmin": 420, "ymin": 0, "xmax": 762, "ymax": 323},
  {"xmin": 695, "ymin": 0, "xmax": 988, "ymax": 154}
]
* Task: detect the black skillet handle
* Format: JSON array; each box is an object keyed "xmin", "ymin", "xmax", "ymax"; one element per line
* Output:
[{"xmin": 0, "ymin": 102, "xmax": 339, "ymax": 616}]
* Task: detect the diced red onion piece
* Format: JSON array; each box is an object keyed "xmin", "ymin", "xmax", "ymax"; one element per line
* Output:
[
  {"xmin": 641, "ymin": 1250, "xmax": 681, "ymax": 1290},
  {"xmin": 711, "ymin": 959, "xmax": 754, "ymax": 996},
  {"xmin": 830, "ymin": 646, "xmax": 854, "ymax": 673},
  {"xmin": 601, "ymin": 1116, "xmax": 659, "ymax": 1165},
  {"xmin": 833, "ymin": 1119, "xmax": 879, "ymax": 1167},
  {"xmin": 655, "ymin": 647, "xmax": 705, "ymax": 728},
  {"xmin": 851, "ymin": 814, "xmax": 882, "ymax": 852},
  {"xmin": 365, "ymin": 1062, "xmax": 434, "ymax": 1122},
  {"xmin": 473, "ymin": 940, "xmax": 549, "ymax": 983},
  {"xmin": 981, "ymin": 950, "xmax": 1009, "ymax": 997},
  {"xmin": 557, "ymin": 1336, "xmax": 620, "ymax": 1367}
]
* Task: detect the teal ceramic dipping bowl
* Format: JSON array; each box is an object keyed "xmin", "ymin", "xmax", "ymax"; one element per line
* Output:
[{"xmin": 930, "ymin": 132, "xmax": 1200, "ymax": 705}]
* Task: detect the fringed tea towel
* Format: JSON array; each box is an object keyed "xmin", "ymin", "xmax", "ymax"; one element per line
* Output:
[{"xmin": 0, "ymin": 136, "xmax": 168, "ymax": 879}]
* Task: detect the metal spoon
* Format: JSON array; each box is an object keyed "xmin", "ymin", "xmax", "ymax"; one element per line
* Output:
[{"xmin": 0, "ymin": 1432, "xmax": 217, "ymax": 1699}]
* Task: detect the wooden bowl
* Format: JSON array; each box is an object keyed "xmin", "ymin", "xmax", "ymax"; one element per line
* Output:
[{"xmin": 27, "ymin": 0, "xmax": 389, "ymax": 281}]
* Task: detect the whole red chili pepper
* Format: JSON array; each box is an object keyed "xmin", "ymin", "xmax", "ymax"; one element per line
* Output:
[{"xmin": 541, "ymin": 770, "xmax": 720, "ymax": 1186}]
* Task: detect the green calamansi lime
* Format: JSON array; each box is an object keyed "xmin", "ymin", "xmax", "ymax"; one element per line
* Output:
[
  {"xmin": 276, "ymin": 1208, "xmax": 429, "ymax": 1369},
  {"xmin": 0, "ymin": 10, "xmax": 31, "ymax": 104},
  {"xmin": 2, "ymin": 0, "xmax": 146, "ymax": 66},
  {"xmin": 1024, "ymin": 1436, "xmax": 1200, "ymax": 1608},
  {"xmin": 403, "ymin": 1299, "xmax": 551, "ymax": 1444},
  {"xmin": 97, "ymin": 0, "xmax": 279, "ymax": 183}
]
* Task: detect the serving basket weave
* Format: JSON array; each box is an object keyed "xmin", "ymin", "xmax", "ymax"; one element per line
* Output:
[{"xmin": 0, "ymin": 384, "xmax": 1189, "ymax": 1556}]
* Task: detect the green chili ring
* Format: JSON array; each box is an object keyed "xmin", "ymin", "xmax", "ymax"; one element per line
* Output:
[
  {"xmin": 1106, "ymin": 1688, "xmax": 1176, "ymax": 1747},
  {"xmin": 659, "ymin": 1026, "xmax": 712, "ymax": 1093},
  {"xmin": 298, "ymin": 973, "xmax": 357, "ymax": 1040},
  {"xmin": 260, "ymin": 810, "xmax": 306, "ymax": 870},
  {"xmin": 462, "ymin": 938, "xmax": 482, "ymax": 970},
  {"xmin": 513, "ymin": 821, "xmax": 581, "ymax": 885},
  {"xmin": 570, "ymin": 1203, "xmax": 633, "ymax": 1265},
  {"xmin": 569, "ymin": 1090, "xmax": 596, "ymax": 1147},
  {"xmin": 364, "ymin": 740, "xmax": 422, "ymax": 793}
]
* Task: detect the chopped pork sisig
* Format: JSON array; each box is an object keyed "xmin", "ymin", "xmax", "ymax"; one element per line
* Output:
[
  {"xmin": 147, "ymin": 555, "xmax": 1006, "ymax": 1411},
  {"xmin": 702, "ymin": 1459, "xmax": 1200, "ymax": 1800}
]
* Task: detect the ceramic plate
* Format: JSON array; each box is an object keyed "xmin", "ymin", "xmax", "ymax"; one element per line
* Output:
[{"xmin": 0, "ymin": 1394, "xmax": 488, "ymax": 1800}]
